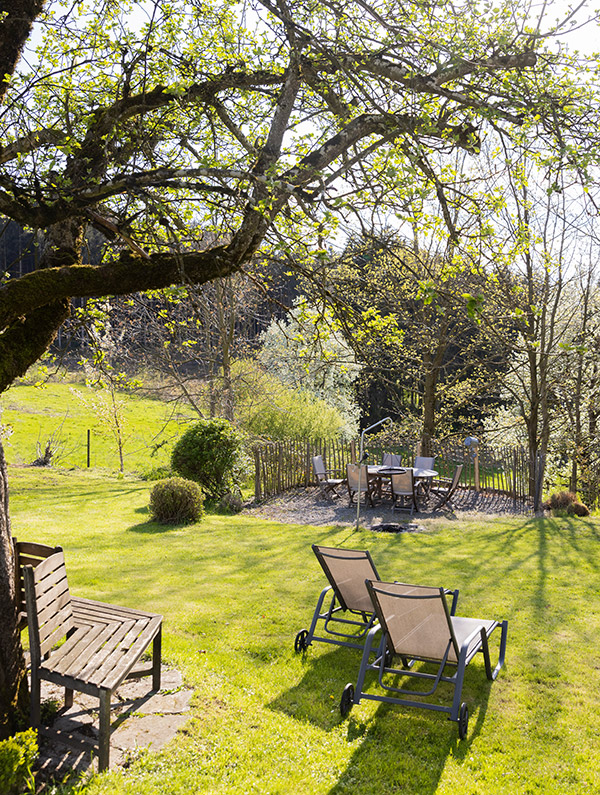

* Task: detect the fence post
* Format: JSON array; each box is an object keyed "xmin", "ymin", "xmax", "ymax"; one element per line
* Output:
[{"xmin": 254, "ymin": 446, "xmax": 261, "ymax": 501}]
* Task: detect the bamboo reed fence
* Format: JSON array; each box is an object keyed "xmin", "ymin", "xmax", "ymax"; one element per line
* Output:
[{"xmin": 253, "ymin": 436, "xmax": 540, "ymax": 506}]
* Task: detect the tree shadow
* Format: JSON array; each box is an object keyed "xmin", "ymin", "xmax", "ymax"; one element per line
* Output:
[
  {"xmin": 127, "ymin": 519, "xmax": 190, "ymax": 534},
  {"xmin": 269, "ymin": 644, "xmax": 495, "ymax": 794},
  {"xmin": 329, "ymin": 681, "xmax": 491, "ymax": 795}
]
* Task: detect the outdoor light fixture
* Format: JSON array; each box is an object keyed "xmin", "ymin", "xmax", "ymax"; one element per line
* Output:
[{"xmin": 355, "ymin": 416, "xmax": 392, "ymax": 531}]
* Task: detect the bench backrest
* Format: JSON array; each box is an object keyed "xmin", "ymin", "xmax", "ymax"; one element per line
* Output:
[
  {"xmin": 12, "ymin": 538, "xmax": 62, "ymax": 630},
  {"xmin": 24, "ymin": 550, "xmax": 74, "ymax": 668}
]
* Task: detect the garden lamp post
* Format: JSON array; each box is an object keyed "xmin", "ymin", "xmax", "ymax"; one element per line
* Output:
[{"xmin": 356, "ymin": 417, "xmax": 392, "ymax": 531}]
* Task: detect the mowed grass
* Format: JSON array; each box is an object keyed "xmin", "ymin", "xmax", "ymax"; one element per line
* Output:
[
  {"xmin": 1, "ymin": 382, "xmax": 194, "ymax": 472},
  {"xmin": 9, "ymin": 465, "xmax": 600, "ymax": 794}
]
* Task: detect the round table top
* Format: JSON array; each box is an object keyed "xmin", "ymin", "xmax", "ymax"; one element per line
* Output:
[{"xmin": 368, "ymin": 465, "xmax": 438, "ymax": 478}]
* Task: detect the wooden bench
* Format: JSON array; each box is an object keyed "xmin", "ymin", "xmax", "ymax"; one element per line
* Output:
[{"xmin": 23, "ymin": 548, "xmax": 162, "ymax": 771}]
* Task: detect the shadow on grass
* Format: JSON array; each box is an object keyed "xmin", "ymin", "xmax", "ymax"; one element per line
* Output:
[
  {"xmin": 127, "ymin": 519, "xmax": 191, "ymax": 534},
  {"xmin": 270, "ymin": 644, "xmax": 495, "ymax": 794}
]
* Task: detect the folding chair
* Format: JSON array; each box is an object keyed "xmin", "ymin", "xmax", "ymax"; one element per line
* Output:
[
  {"xmin": 382, "ymin": 453, "xmax": 403, "ymax": 468},
  {"xmin": 294, "ymin": 546, "xmax": 459, "ymax": 654},
  {"xmin": 390, "ymin": 470, "xmax": 418, "ymax": 515},
  {"xmin": 346, "ymin": 464, "xmax": 376, "ymax": 507},
  {"xmin": 431, "ymin": 464, "xmax": 464, "ymax": 510},
  {"xmin": 312, "ymin": 455, "xmax": 345, "ymax": 499},
  {"xmin": 340, "ymin": 580, "xmax": 507, "ymax": 739}
]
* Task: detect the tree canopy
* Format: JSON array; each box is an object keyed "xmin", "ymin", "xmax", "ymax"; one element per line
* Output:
[
  {"xmin": 1, "ymin": 0, "xmax": 600, "ymax": 737},
  {"xmin": 1, "ymin": 0, "xmax": 599, "ymax": 393}
]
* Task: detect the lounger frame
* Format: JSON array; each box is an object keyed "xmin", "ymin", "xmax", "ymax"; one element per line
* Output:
[
  {"xmin": 295, "ymin": 545, "xmax": 381, "ymax": 652},
  {"xmin": 341, "ymin": 580, "xmax": 507, "ymax": 737}
]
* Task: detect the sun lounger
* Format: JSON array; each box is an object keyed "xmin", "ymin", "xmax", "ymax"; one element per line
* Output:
[{"xmin": 340, "ymin": 580, "xmax": 507, "ymax": 739}]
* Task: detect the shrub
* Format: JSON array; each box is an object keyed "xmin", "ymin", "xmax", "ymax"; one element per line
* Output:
[
  {"xmin": 218, "ymin": 491, "xmax": 244, "ymax": 514},
  {"xmin": 544, "ymin": 491, "xmax": 576, "ymax": 511},
  {"xmin": 567, "ymin": 501, "xmax": 590, "ymax": 517},
  {"xmin": 171, "ymin": 418, "xmax": 243, "ymax": 501},
  {"xmin": 232, "ymin": 360, "xmax": 348, "ymax": 440},
  {"xmin": 149, "ymin": 477, "xmax": 204, "ymax": 523},
  {"xmin": 0, "ymin": 729, "xmax": 37, "ymax": 795},
  {"xmin": 141, "ymin": 464, "xmax": 174, "ymax": 481}
]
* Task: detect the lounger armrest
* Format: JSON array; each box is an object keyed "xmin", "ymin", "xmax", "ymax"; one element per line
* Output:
[
  {"xmin": 457, "ymin": 625, "xmax": 485, "ymax": 663},
  {"xmin": 445, "ymin": 588, "xmax": 459, "ymax": 616}
]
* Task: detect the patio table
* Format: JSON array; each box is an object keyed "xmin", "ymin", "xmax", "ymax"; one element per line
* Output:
[{"xmin": 367, "ymin": 466, "xmax": 438, "ymax": 500}]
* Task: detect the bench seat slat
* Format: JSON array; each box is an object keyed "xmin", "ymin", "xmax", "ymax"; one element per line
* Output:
[
  {"xmin": 75, "ymin": 620, "xmax": 139, "ymax": 682},
  {"xmin": 98, "ymin": 618, "xmax": 162, "ymax": 691},
  {"xmin": 40, "ymin": 624, "xmax": 105, "ymax": 671},
  {"xmin": 44, "ymin": 621, "xmax": 136, "ymax": 681}
]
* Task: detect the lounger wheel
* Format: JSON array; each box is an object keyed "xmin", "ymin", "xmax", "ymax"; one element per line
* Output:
[
  {"xmin": 294, "ymin": 629, "xmax": 309, "ymax": 653},
  {"xmin": 340, "ymin": 683, "xmax": 355, "ymax": 717},
  {"xmin": 458, "ymin": 702, "xmax": 469, "ymax": 739}
]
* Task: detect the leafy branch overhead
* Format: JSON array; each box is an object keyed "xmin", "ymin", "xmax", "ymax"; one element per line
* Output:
[{"xmin": 0, "ymin": 0, "xmax": 598, "ymax": 392}]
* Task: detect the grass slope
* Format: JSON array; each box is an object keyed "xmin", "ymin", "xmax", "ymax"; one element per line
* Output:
[
  {"xmin": 9, "ymin": 466, "xmax": 600, "ymax": 794},
  {"xmin": 1, "ymin": 382, "xmax": 193, "ymax": 473}
]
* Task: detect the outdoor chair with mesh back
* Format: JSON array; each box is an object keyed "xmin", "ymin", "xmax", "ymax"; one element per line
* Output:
[
  {"xmin": 312, "ymin": 455, "xmax": 345, "ymax": 499},
  {"xmin": 294, "ymin": 545, "xmax": 381, "ymax": 653},
  {"xmin": 430, "ymin": 463, "xmax": 464, "ymax": 510},
  {"xmin": 294, "ymin": 546, "xmax": 459, "ymax": 654},
  {"xmin": 382, "ymin": 453, "xmax": 403, "ymax": 468},
  {"xmin": 413, "ymin": 455, "xmax": 436, "ymax": 498},
  {"xmin": 340, "ymin": 580, "xmax": 507, "ymax": 739},
  {"xmin": 390, "ymin": 470, "xmax": 418, "ymax": 515},
  {"xmin": 380, "ymin": 454, "xmax": 403, "ymax": 498},
  {"xmin": 346, "ymin": 463, "xmax": 376, "ymax": 507}
]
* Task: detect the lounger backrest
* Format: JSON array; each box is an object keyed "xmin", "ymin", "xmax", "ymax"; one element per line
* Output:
[
  {"xmin": 347, "ymin": 464, "xmax": 369, "ymax": 492},
  {"xmin": 414, "ymin": 456, "xmax": 435, "ymax": 470},
  {"xmin": 312, "ymin": 455, "xmax": 326, "ymax": 481},
  {"xmin": 13, "ymin": 538, "xmax": 62, "ymax": 629},
  {"xmin": 24, "ymin": 550, "xmax": 74, "ymax": 666},
  {"xmin": 382, "ymin": 453, "xmax": 403, "ymax": 468},
  {"xmin": 312, "ymin": 545, "xmax": 380, "ymax": 612},
  {"xmin": 366, "ymin": 580, "xmax": 459, "ymax": 662},
  {"xmin": 391, "ymin": 470, "xmax": 413, "ymax": 496}
]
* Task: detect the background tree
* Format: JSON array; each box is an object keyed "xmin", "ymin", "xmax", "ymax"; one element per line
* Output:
[
  {"xmin": 259, "ymin": 301, "xmax": 361, "ymax": 438},
  {"xmin": 0, "ymin": 0, "xmax": 599, "ymax": 735},
  {"xmin": 322, "ymin": 235, "xmax": 514, "ymax": 451}
]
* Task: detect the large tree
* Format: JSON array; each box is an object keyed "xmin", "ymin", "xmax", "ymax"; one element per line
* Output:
[{"xmin": 0, "ymin": 0, "xmax": 598, "ymax": 735}]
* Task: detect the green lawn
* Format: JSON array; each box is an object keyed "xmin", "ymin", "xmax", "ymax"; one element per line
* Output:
[
  {"xmin": 9, "ymin": 465, "xmax": 600, "ymax": 794},
  {"xmin": 1, "ymin": 382, "xmax": 194, "ymax": 473}
]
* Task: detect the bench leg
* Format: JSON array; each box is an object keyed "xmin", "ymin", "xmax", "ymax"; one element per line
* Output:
[
  {"xmin": 152, "ymin": 628, "xmax": 162, "ymax": 691},
  {"xmin": 64, "ymin": 687, "xmax": 73, "ymax": 709},
  {"xmin": 98, "ymin": 689, "xmax": 111, "ymax": 772},
  {"xmin": 30, "ymin": 669, "xmax": 41, "ymax": 727}
]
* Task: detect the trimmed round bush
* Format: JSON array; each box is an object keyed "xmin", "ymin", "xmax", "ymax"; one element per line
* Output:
[
  {"xmin": 149, "ymin": 477, "xmax": 204, "ymax": 524},
  {"xmin": 567, "ymin": 501, "xmax": 590, "ymax": 517},
  {"xmin": 171, "ymin": 418, "xmax": 243, "ymax": 501}
]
